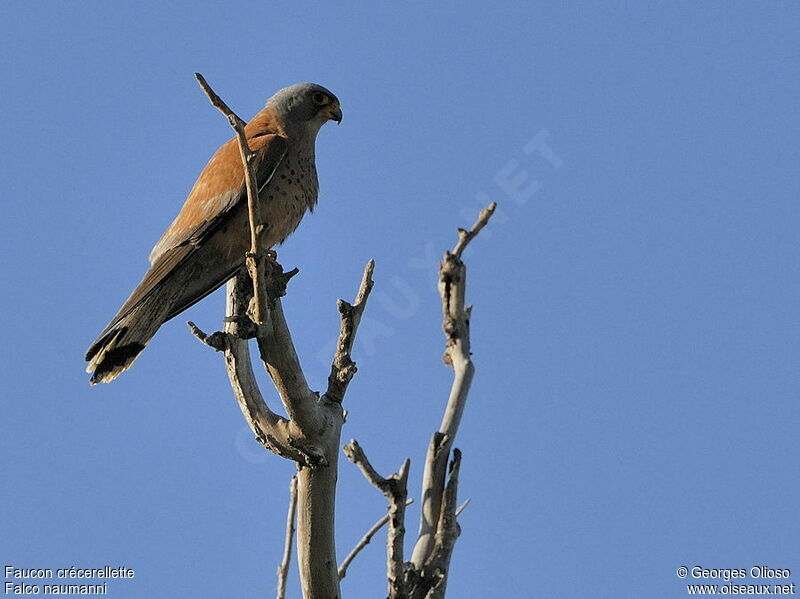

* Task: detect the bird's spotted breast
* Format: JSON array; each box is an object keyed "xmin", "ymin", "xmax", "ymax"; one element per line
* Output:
[{"xmin": 260, "ymin": 146, "xmax": 318, "ymax": 246}]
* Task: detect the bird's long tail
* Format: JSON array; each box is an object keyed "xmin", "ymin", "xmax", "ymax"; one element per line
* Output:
[{"xmin": 85, "ymin": 295, "xmax": 172, "ymax": 385}]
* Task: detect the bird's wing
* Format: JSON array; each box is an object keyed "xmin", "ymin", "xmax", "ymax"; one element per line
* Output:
[
  {"xmin": 96, "ymin": 131, "xmax": 287, "ymax": 340},
  {"xmin": 149, "ymin": 131, "xmax": 287, "ymax": 262}
]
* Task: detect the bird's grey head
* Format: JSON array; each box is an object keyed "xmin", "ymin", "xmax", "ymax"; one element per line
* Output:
[{"xmin": 266, "ymin": 83, "xmax": 342, "ymax": 132}]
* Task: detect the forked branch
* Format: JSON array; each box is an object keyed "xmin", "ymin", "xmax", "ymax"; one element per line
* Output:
[
  {"xmin": 191, "ymin": 73, "xmax": 492, "ymax": 599},
  {"xmin": 326, "ymin": 260, "xmax": 375, "ymax": 403},
  {"xmin": 338, "ymin": 498, "xmax": 415, "ymax": 581},
  {"xmin": 190, "ymin": 75, "xmax": 377, "ymax": 599},
  {"xmin": 344, "ymin": 440, "xmax": 410, "ymax": 599},
  {"xmin": 410, "ymin": 202, "xmax": 496, "ymax": 570}
]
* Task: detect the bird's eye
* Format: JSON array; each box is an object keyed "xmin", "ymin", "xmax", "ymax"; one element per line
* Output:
[{"xmin": 312, "ymin": 92, "xmax": 328, "ymax": 105}]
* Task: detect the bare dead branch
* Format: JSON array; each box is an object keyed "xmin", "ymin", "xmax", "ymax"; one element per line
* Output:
[
  {"xmin": 194, "ymin": 72, "xmax": 269, "ymax": 325},
  {"xmin": 439, "ymin": 459, "xmax": 462, "ymax": 551},
  {"xmin": 254, "ymin": 299, "xmax": 323, "ymax": 437},
  {"xmin": 221, "ymin": 277, "xmax": 310, "ymax": 462},
  {"xmin": 344, "ymin": 439, "xmax": 410, "ymax": 598},
  {"xmin": 411, "ymin": 203, "xmax": 495, "ymax": 570},
  {"xmin": 192, "ymin": 77, "xmax": 378, "ymax": 599},
  {"xmin": 194, "ymin": 72, "xmax": 246, "ymax": 129},
  {"xmin": 343, "ymin": 439, "xmax": 389, "ymax": 491},
  {"xmin": 186, "ymin": 321, "xmax": 228, "ymax": 351},
  {"xmin": 187, "ymin": 278, "xmax": 306, "ymax": 463},
  {"xmin": 276, "ymin": 475, "xmax": 298, "ymax": 599},
  {"xmin": 452, "ymin": 202, "xmax": 496, "ymax": 259},
  {"xmin": 293, "ymin": 263, "xmax": 377, "ymax": 598},
  {"xmin": 423, "ymin": 450, "xmax": 462, "ymax": 599},
  {"xmin": 388, "ymin": 459, "xmax": 410, "ymax": 599},
  {"xmin": 338, "ymin": 498, "xmax": 414, "ymax": 581},
  {"xmin": 325, "ymin": 260, "xmax": 375, "ymax": 403}
]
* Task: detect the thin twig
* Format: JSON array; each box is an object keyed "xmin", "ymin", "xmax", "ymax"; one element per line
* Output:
[
  {"xmin": 325, "ymin": 260, "xmax": 375, "ymax": 403},
  {"xmin": 193, "ymin": 73, "xmax": 245, "ymax": 129},
  {"xmin": 338, "ymin": 498, "xmax": 414, "ymax": 580},
  {"xmin": 343, "ymin": 439, "xmax": 410, "ymax": 598},
  {"xmin": 276, "ymin": 475, "xmax": 298, "ymax": 599},
  {"xmin": 187, "ymin": 321, "xmax": 227, "ymax": 351},
  {"xmin": 452, "ymin": 202, "xmax": 496, "ymax": 258},
  {"xmin": 343, "ymin": 439, "xmax": 389, "ymax": 490},
  {"xmin": 194, "ymin": 72, "xmax": 269, "ymax": 324}
]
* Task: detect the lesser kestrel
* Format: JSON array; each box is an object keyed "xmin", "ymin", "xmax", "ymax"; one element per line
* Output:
[{"xmin": 86, "ymin": 83, "xmax": 341, "ymax": 384}]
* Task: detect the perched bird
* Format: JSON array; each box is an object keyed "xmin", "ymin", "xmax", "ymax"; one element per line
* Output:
[{"xmin": 85, "ymin": 83, "xmax": 342, "ymax": 384}]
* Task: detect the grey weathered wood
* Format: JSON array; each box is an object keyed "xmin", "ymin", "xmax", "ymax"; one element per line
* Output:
[
  {"xmin": 190, "ymin": 75, "xmax": 376, "ymax": 599},
  {"xmin": 343, "ymin": 440, "xmax": 410, "ymax": 598},
  {"xmin": 277, "ymin": 475, "xmax": 298, "ymax": 599},
  {"xmin": 192, "ymin": 73, "xmax": 495, "ymax": 599},
  {"xmin": 410, "ymin": 203, "xmax": 495, "ymax": 570},
  {"xmin": 338, "ymin": 498, "xmax": 414, "ymax": 581}
]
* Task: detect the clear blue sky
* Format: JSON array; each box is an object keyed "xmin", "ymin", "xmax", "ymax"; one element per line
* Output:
[{"xmin": 2, "ymin": 2, "xmax": 799, "ymax": 597}]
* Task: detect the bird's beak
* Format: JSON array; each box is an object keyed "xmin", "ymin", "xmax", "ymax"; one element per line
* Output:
[{"xmin": 326, "ymin": 104, "xmax": 343, "ymax": 124}]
